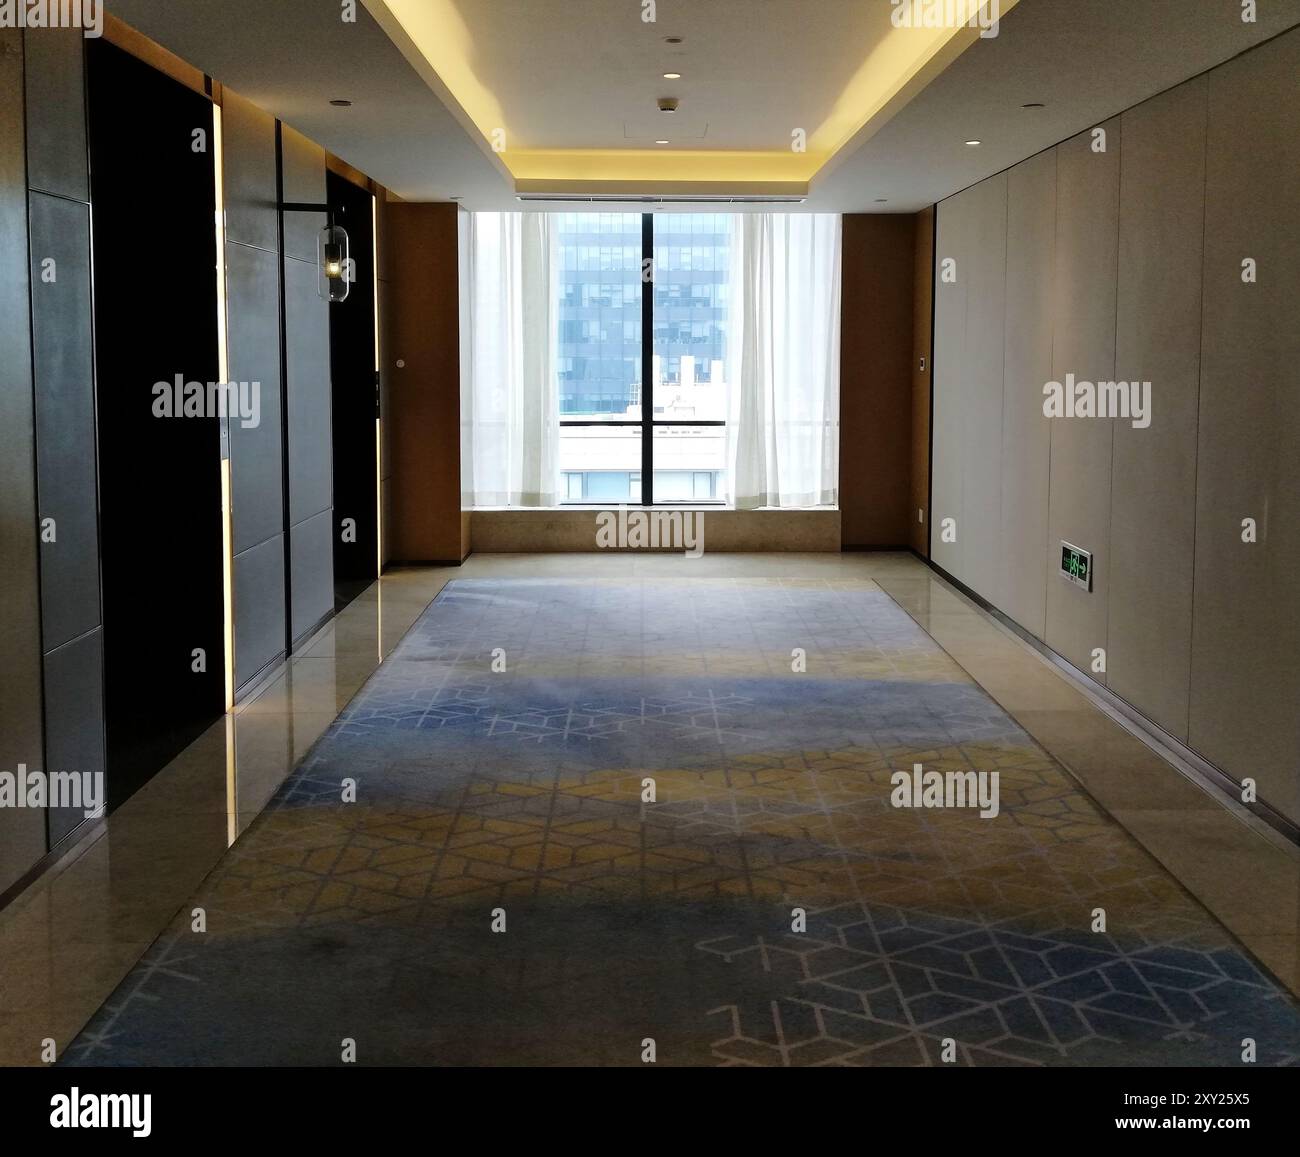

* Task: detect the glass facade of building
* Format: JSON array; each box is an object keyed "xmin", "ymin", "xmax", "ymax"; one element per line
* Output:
[{"xmin": 556, "ymin": 212, "xmax": 733, "ymax": 503}]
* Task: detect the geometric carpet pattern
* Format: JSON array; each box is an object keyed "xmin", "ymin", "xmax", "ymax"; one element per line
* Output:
[{"xmin": 65, "ymin": 578, "xmax": 1300, "ymax": 1066}]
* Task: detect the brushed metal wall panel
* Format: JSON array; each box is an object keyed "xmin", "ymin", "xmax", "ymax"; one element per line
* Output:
[
  {"xmin": 285, "ymin": 253, "xmax": 333, "ymax": 526},
  {"xmin": 30, "ymin": 191, "xmax": 100, "ymax": 650},
  {"xmin": 23, "ymin": 25, "xmax": 87, "ymax": 203},
  {"xmin": 234, "ymin": 533, "xmax": 286, "ymax": 690},
  {"xmin": 281, "ymin": 123, "xmax": 326, "ymax": 264},
  {"xmin": 1190, "ymin": 30, "xmax": 1300, "ymax": 825},
  {"xmin": 999, "ymin": 149, "xmax": 1056, "ymax": 639},
  {"xmin": 290, "ymin": 506, "xmax": 334, "ymax": 643},
  {"xmin": 0, "ymin": 28, "xmax": 49, "ymax": 892},
  {"xmin": 220, "ymin": 88, "xmax": 278, "ymax": 253},
  {"xmin": 1044, "ymin": 119, "xmax": 1121, "ymax": 678},
  {"xmin": 43, "ymin": 628, "xmax": 105, "ymax": 846},
  {"xmin": 225, "ymin": 240, "xmax": 285, "ymax": 553},
  {"xmin": 1109, "ymin": 80, "xmax": 1208, "ymax": 741}
]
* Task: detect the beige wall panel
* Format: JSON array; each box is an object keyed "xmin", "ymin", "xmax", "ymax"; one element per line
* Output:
[
  {"xmin": 958, "ymin": 171, "xmax": 1008, "ymax": 606},
  {"xmin": 930, "ymin": 189, "xmax": 969, "ymax": 577},
  {"xmin": 1190, "ymin": 30, "xmax": 1300, "ymax": 824},
  {"xmin": 1045, "ymin": 119, "xmax": 1121, "ymax": 677},
  {"xmin": 1109, "ymin": 79, "xmax": 1208, "ymax": 740},
  {"xmin": 999, "ymin": 148, "xmax": 1056, "ymax": 638}
]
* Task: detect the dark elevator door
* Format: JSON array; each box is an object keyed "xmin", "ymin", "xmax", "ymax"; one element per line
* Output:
[
  {"xmin": 326, "ymin": 170, "xmax": 378, "ymax": 611},
  {"xmin": 87, "ymin": 41, "xmax": 224, "ymax": 810}
]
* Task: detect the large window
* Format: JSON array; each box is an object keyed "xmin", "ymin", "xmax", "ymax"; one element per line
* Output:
[
  {"xmin": 557, "ymin": 212, "xmax": 731, "ymax": 505},
  {"xmin": 462, "ymin": 210, "xmax": 840, "ymax": 510}
]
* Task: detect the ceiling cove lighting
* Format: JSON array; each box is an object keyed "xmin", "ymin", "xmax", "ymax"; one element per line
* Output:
[
  {"xmin": 515, "ymin": 194, "xmax": 806, "ymax": 204},
  {"xmin": 364, "ymin": 0, "xmax": 1016, "ymax": 192}
]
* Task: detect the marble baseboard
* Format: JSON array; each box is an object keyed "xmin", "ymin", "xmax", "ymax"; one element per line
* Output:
[{"xmin": 468, "ymin": 507, "xmax": 841, "ymax": 553}]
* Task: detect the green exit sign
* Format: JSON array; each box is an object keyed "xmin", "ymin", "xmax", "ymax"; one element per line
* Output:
[{"xmin": 1061, "ymin": 541, "xmax": 1092, "ymax": 591}]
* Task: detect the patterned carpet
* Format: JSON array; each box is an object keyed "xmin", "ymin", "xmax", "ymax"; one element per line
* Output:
[{"xmin": 66, "ymin": 578, "xmax": 1300, "ymax": 1066}]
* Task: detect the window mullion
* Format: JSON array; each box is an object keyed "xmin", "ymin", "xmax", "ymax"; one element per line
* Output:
[{"xmin": 641, "ymin": 212, "xmax": 654, "ymax": 506}]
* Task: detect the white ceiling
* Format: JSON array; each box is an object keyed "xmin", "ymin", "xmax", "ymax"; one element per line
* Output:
[
  {"xmin": 810, "ymin": 0, "xmax": 1300, "ymax": 211},
  {"xmin": 402, "ymin": 0, "xmax": 890, "ymax": 152},
  {"xmin": 108, "ymin": 0, "xmax": 1300, "ymax": 212}
]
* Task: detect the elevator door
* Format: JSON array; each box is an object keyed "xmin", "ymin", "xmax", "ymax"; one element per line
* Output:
[
  {"xmin": 87, "ymin": 40, "xmax": 224, "ymax": 809},
  {"xmin": 326, "ymin": 169, "xmax": 378, "ymax": 610}
]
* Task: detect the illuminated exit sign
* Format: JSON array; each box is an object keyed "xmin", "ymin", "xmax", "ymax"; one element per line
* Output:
[{"xmin": 1060, "ymin": 541, "xmax": 1092, "ymax": 591}]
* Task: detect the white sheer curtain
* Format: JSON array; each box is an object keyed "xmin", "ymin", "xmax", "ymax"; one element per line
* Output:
[
  {"xmin": 461, "ymin": 212, "xmax": 559, "ymax": 507},
  {"xmin": 725, "ymin": 213, "xmax": 841, "ymax": 508}
]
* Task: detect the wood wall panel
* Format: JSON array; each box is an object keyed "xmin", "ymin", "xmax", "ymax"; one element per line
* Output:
[
  {"xmin": 839, "ymin": 214, "xmax": 915, "ymax": 548},
  {"xmin": 385, "ymin": 202, "xmax": 465, "ymax": 563},
  {"xmin": 910, "ymin": 207, "xmax": 933, "ymax": 556}
]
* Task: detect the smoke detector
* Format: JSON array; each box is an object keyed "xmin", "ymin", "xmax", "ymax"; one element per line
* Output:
[{"xmin": 657, "ymin": 97, "xmax": 679, "ymax": 113}]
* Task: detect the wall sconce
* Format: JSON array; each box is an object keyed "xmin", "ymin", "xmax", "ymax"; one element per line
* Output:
[
  {"xmin": 318, "ymin": 223, "xmax": 350, "ymax": 303},
  {"xmin": 282, "ymin": 201, "xmax": 350, "ymax": 303}
]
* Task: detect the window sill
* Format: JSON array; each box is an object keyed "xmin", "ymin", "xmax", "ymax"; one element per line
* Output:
[{"xmin": 468, "ymin": 505, "xmax": 840, "ymax": 514}]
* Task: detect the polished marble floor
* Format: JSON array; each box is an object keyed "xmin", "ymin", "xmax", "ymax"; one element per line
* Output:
[{"xmin": 1, "ymin": 553, "xmax": 1296, "ymax": 1066}]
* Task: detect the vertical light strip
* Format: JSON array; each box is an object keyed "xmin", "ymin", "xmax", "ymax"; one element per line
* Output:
[
  {"xmin": 214, "ymin": 103, "xmax": 235, "ymax": 715},
  {"xmin": 373, "ymin": 193, "xmax": 382, "ymax": 574},
  {"xmin": 224, "ymin": 713, "xmax": 238, "ymax": 847},
  {"xmin": 373, "ymin": 193, "xmax": 384, "ymax": 661}
]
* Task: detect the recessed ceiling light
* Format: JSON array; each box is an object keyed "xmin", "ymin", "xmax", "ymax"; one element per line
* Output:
[
  {"xmin": 874, "ymin": 198, "xmax": 888, "ymax": 203},
  {"xmin": 329, "ymin": 99, "xmax": 352, "ymax": 107},
  {"xmin": 656, "ymin": 140, "xmax": 670, "ymax": 145},
  {"xmin": 1021, "ymin": 102, "xmax": 1045, "ymax": 109},
  {"xmin": 664, "ymin": 36, "xmax": 683, "ymax": 44},
  {"xmin": 964, "ymin": 139, "xmax": 982, "ymax": 146},
  {"xmin": 663, "ymin": 72, "xmax": 681, "ymax": 79}
]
